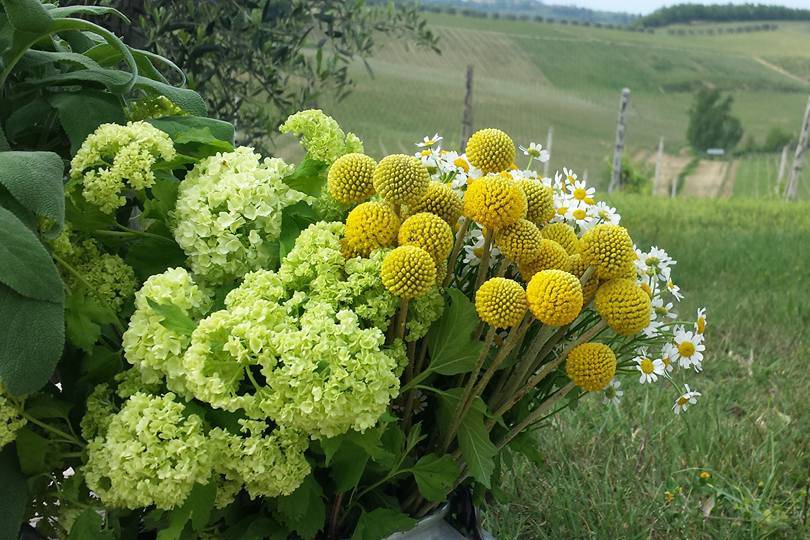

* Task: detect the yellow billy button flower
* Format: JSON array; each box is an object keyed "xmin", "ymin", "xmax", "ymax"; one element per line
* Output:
[
  {"xmin": 494, "ymin": 219, "xmax": 543, "ymax": 264},
  {"xmin": 344, "ymin": 201, "xmax": 400, "ymax": 258},
  {"xmin": 595, "ymin": 278, "xmax": 652, "ymax": 336},
  {"xmin": 566, "ymin": 342, "xmax": 617, "ymax": 392},
  {"xmin": 463, "ymin": 174, "xmax": 527, "ymax": 230},
  {"xmin": 408, "ymin": 181, "xmax": 463, "ymax": 226},
  {"xmin": 465, "ymin": 128, "xmax": 516, "ymax": 174},
  {"xmin": 580, "ymin": 224, "xmax": 636, "ymax": 280},
  {"xmin": 518, "ymin": 239, "xmax": 569, "ymax": 281},
  {"xmin": 326, "ymin": 153, "xmax": 377, "ymax": 204},
  {"xmin": 526, "ymin": 269, "xmax": 583, "ymax": 326},
  {"xmin": 398, "ymin": 212, "xmax": 454, "ymax": 264},
  {"xmin": 381, "ymin": 246, "xmax": 436, "ymax": 299},
  {"xmin": 567, "ymin": 253, "xmax": 598, "ymax": 304},
  {"xmin": 373, "ymin": 154, "xmax": 430, "ymax": 206},
  {"xmin": 519, "ymin": 179, "xmax": 555, "ymax": 225},
  {"xmin": 475, "ymin": 278, "xmax": 528, "ymax": 329},
  {"xmin": 541, "ymin": 222, "xmax": 580, "ymax": 255}
]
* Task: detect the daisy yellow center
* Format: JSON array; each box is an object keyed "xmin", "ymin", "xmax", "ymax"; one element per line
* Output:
[
  {"xmin": 697, "ymin": 317, "xmax": 706, "ymax": 334},
  {"xmin": 473, "ymin": 247, "xmax": 484, "ymax": 258},
  {"xmin": 573, "ymin": 208, "xmax": 587, "ymax": 220},
  {"xmin": 420, "ymin": 149, "xmax": 432, "ymax": 157},
  {"xmin": 598, "ymin": 210, "xmax": 609, "ymax": 219},
  {"xmin": 640, "ymin": 282, "xmax": 652, "ymax": 297},
  {"xmin": 585, "ymin": 197, "xmax": 595, "ymax": 205},
  {"xmin": 557, "ymin": 207, "xmax": 568, "ymax": 216},
  {"xmin": 655, "ymin": 306, "xmax": 669, "ymax": 316},
  {"xmin": 640, "ymin": 358, "xmax": 655, "ymax": 374},
  {"xmin": 699, "ymin": 471, "xmax": 711, "ymax": 479},
  {"xmin": 573, "ymin": 187, "xmax": 587, "ymax": 200},
  {"xmin": 662, "ymin": 356, "xmax": 671, "ymax": 368},
  {"xmin": 678, "ymin": 341, "xmax": 696, "ymax": 357},
  {"xmin": 676, "ymin": 395, "xmax": 690, "ymax": 406},
  {"xmin": 566, "ymin": 175, "xmax": 575, "ymax": 184},
  {"xmin": 454, "ymin": 157, "xmax": 470, "ymax": 172},
  {"xmin": 646, "ymin": 256, "xmax": 660, "ymax": 266},
  {"xmin": 605, "ymin": 386, "xmax": 617, "ymax": 399}
]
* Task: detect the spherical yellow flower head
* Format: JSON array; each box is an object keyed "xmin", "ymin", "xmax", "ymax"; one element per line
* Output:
[
  {"xmin": 344, "ymin": 201, "xmax": 400, "ymax": 257},
  {"xmin": 494, "ymin": 219, "xmax": 542, "ymax": 264},
  {"xmin": 465, "ymin": 128, "xmax": 516, "ymax": 174},
  {"xmin": 434, "ymin": 258, "xmax": 448, "ymax": 284},
  {"xmin": 542, "ymin": 222, "xmax": 580, "ymax": 255},
  {"xmin": 526, "ymin": 269, "xmax": 583, "ymax": 326},
  {"xmin": 398, "ymin": 212, "xmax": 454, "ymax": 264},
  {"xmin": 408, "ymin": 181, "xmax": 463, "ymax": 226},
  {"xmin": 566, "ymin": 343, "xmax": 617, "ymax": 392},
  {"xmin": 475, "ymin": 278, "xmax": 527, "ymax": 329},
  {"xmin": 595, "ymin": 278, "xmax": 652, "ymax": 336},
  {"xmin": 519, "ymin": 180, "xmax": 555, "ymax": 225},
  {"xmin": 567, "ymin": 253, "xmax": 599, "ymax": 304},
  {"xmin": 463, "ymin": 174, "xmax": 527, "ymax": 230},
  {"xmin": 327, "ymin": 153, "xmax": 377, "ymax": 204},
  {"xmin": 518, "ymin": 239, "xmax": 570, "ymax": 282},
  {"xmin": 580, "ymin": 224, "xmax": 635, "ymax": 280},
  {"xmin": 381, "ymin": 246, "xmax": 436, "ymax": 299},
  {"xmin": 373, "ymin": 154, "xmax": 429, "ymax": 206}
]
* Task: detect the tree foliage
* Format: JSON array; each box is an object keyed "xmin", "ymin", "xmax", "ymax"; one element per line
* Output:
[
  {"xmin": 638, "ymin": 3, "xmax": 810, "ymax": 28},
  {"xmin": 686, "ymin": 88, "xmax": 743, "ymax": 153}
]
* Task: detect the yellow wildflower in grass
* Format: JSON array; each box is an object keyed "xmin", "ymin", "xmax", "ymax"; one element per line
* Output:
[
  {"xmin": 373, "ymin": 154, "xmax": 430, "ymax": 206},
  {"xmin": 494, "ymin": 219, "xmax": 543, "ymax": 264},
  {"xmin": 407, "ymin": 181, "xmax": 463, "ymax": 226},
  {"xmin": 475, "ymin": 278, "xmax": 527, "ymax": 329},
  {"xmin": 595, "ymin": 278, "xmax": 652, "ymax": 336},
  {"xmin": 344, "ymin": 201, "xmax": 401, "ymax": 257},
  {"xmin": 518, "ymin": 239, "xmax": 569, "ymax": 281},
  {"xmin": 567, "ymin": 253, "xmax": 599, "ymax": 304},
  {"xmin": 526, "ymin": 269, "xmax": 583, "ymax": 326},
  {"xmin": 327, "ymin": 153, "xmax": 377, "ymax": 204},
  {"xmin": 541, "ymin": 222, "xmax": 580, "ymax": 255},
  {"xmin": 381, "ymin": 246, "xmax": 436, "ymax": 299},
  {"xmin": 519, "ymin": 179, "xmax": 555, "ymax": 225},
  {"xmin": 463, "ymin": 174, "xmax": 527, "ymax": 230},
  {"xmin": 566, "ymin": 342, "xmax": 617, "ymax": 392},
  {"xmin": 580, "ymin": 224, "xmax": 636, "ymax": 280},
  {"xmin": 465, "ymin": 128, "xmax": 516, "ymax": 174},
  {"xmin": 398, "ymin": 212, "xmax": 454, "ymax": 264}
]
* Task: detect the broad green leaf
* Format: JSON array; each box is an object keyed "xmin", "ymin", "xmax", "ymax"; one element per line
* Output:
[
  {"xmin": 126, "ymin": 236, "xmax": 186, "ymax": 282},
  {"xmin": 14, "ymin": 427, "xmax": 49, "ymax": 475},
  {"xmin": 149, "ymin": 116, "xmax": 235, "ymax": 157},
  {"xmin": 437, "ymin": 388, "xmax": 496, "ymax": 488},
  {"xmin": 0, "ymin": 283, "xmax": 64, "ymax": 396},
  {"xmin": 146, "ymin": 298, "xmax": 197, "ymax": 336},
  {"xmin": 72, "ymin": 346, "xmax": 122, "ymax": 398},
  {"xmin": 0, "ymin": 151, "xmax": 64, "ymax": 238},
  {"xmin": 426, "ymin": 288, "xmax": 483, "ymax": 375},
  {"xmin": 278, "ymin": 212, "xmax": 300, "ymax": 262},
  {"xmin": 0, "ymin": 446, "xmax": 28, "ymax": 540},
  {"xmin": 330, "ymin": 443, "xmax": 369, "ymax": 492},
  {"xmin": 509, "ymin": 431, "xmax": 544, "ymax": 467},
  {"xmin": 1, "ymin": 0, "xmax": 52, "ymax": 33},
  {"xmin": 0, "ymin": 206, "xmax": 63, "ymax": 303},
  {"xmin": 0, "ymin": 125, "xmax": 9, "ymax": 151},
  {"xmin": 142, "ymin": 173, "xmax": 179, "ymax": 223},
  {"xmin": 20, "ymin": 49, "xmax": 103, "ymax": 71},
  {"xmin": 47, "ymin": 90, "xmax": 126, "ymax": 153},
  {"xmin": 64, "ymin": 194, "xmax": 114, "ymax": 233},
  {"xmin": 156, "ymin": 482, "xmax": 216, "ymax": 540},
  {"xmin": 24, "ymin": 393, "xmax": 73, "ymax": 420},
  {"xmin": 69, "ymin": 509, "xmax": 115, "ymax": 540},
  {"xmin": 65, "ymin": 288, "xmax": 118, "ymax": 352},
  {"xmin": 281, "ymin": 156, "xmax": 328, "ymax": 197},
  {"xmin": 84, "ymin": 43, "xmax": 184, "ymax": 85},
  {"xmin": 3, "ymin": 96, "xmax": 53, "ymax": 142},
  {"xmin": 275, "ymin": 475, "xmax": 325, "ymax": 539},
  {"xmin": 47, "ymin": 5, "xmax": 129, "ymax": 21},
  {"xmin": 350, "ymin": 509, "xmax": 416, "ymax": 540},
  {"xmin": 411, "ymin": 454, "xmax": 459, "ymax": 502}
]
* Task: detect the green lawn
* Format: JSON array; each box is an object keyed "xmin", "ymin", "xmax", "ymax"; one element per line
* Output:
[
  {"xmin": 483, "ymin": 195, "xmax": 810, "ymax": 538},
  {"xmin": 734, "ymin": 153, "xmax": 810, "ymax": 200}
]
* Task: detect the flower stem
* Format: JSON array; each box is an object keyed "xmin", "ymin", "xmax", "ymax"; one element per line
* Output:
[
  {"xmin": 496, "ymin": 381, "xmax": 577, "ymax": 450},
  {"xmin": 473, "ymin": 228, "xmax": 494, "ymax": 291},
  {"xmin": 444, "ymin": 217, "xmax": 470, "ymax": 288}
]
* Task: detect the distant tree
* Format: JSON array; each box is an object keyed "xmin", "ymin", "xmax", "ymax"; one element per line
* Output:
[
  {"xmin": 762, "ymin": 127, "xmax": 796, "ymax": 152},
  {"xmin": 686, "ymin": 88, "xmax": 744, "ymax": 152}
]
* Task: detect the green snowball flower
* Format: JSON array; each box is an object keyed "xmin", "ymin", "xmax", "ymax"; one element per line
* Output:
[
  {"xmin": 0, "ymin": 384, "xmax": 25, "ymax": 449},
  {"xmin": 407, "ymin": 285, "xmax": 445, "ymax": 342},
  {"xmin": 279, "ymin": 109, "xmax": 363, "ymax": 164},
  {"xmin": 80, "ymin": 383, "xmax": 116, "ymax": 440}
]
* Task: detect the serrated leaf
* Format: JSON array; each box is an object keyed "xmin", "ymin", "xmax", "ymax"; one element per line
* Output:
[
  {"xmin": 47, "ymin": 91, "xmax": 126, "ymax": 154},
  {"xmin": 0, "ymin": 283, "xmax": 64, "ymax": 396},
  {"xmin": 426, "ymin": 288, "xmax": 482, "ymax": 375},
  {"xmin": 436, "ymin": 388, "xmax": 496, "ymax": 488},
  {"xmin": 281, "ymin": 156, "xmax": 327, "ymax": 197},
  {"xmin": 411, "ymin": 454, "xmax": 459, "ymax": 502},
  {"xmin": 64, "ymin": 194, "xmax": 114, "ymax": 233},
  {"xmin": 279, "ymin": 212, "xmax": 300, "ymax": 262},
  {"xmin": 509, "ymin": 431, "xmax": 544, "ymax": 466},
  {"xmin": 146, "ymin": 298, "xmax": 197, "ymax": 335},
  {"xmin": 65, "ymin": 288, "xmax": 118, "ymax": 352},
  {"xmin": 142, "ymin": 173, "xmax": 179, "ymax": 222},
  {"xmin": 350, "ymin": 509, "xmax": 416, "ymax": 540},
  {"xmin": 148, "ymin": 116, "xmax": 234, "ymax": 158},
  {"xmin": 275, "ymin": 475, "xmax": 325, "ymax": 539},
  {"xmin": 0, "ymin": 151, "xmax": 65, "ymax": 238},
  {"xmin": 69, "ymin": 509, "xmax": 115, "ymax": 540},
  {"xmin": 330, "ymin": 443, "xmax": 369, "ymax": 492},
  {"xmin": 14, "ymin": 427, "xmax": 49, "ymax": 475},
  {"xmin": 156, "ymin": 482, "xmax": 216, "ymax": 540}
]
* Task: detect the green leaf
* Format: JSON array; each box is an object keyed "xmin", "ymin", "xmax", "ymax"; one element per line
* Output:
[
  {"xmin": 69, "ymin": 509, "xmax": 115, "ymax": 540},
  {"xmin": 331, "ymin": 443, "xmax": 369, "ymax": 492},
  {"xmin": 148, "ymin": 116, "xmax": 235, "ymax": 158},
  {"xmin": 0, "ymin": 446, "xmax": 28, "ymax": 540},
  {"xmin": 437, "ymin": 388, "xmax": 496, "ymax": 488},
  {"xmin": 47, "ymin": 91, "xmax": 126, "ymax": 154},
  {"xmin": 1, "ymin": 0, "xmax": 52, "ymax": 33},
  {"xmin": 278, "ymin": 212, "xmax": 300, "ymax": 262},
  {"xmin": 126, "ymin": 236, "xmax": 186, "ymax": 282},
  {"xmin": 426, "ymin": 288, "xmax": 483, "ymax": 375},
  {"xmin": 275, "ymin": 475, "xmax": 325, "ymax": 539},
  {"xmin": 0, "ymin": 151, "xmax": 65, "ymax": 239},
  {"xmin": 146, "ymin": 298, "xmax": 196, "ymax": 336},
  {"xmin": 65, "ymin": 194, "xmax": 114, "ymax": 233},
  {"xmin": 411, "ymin": 454, "xmax": 459, "ymax": 502},
  {"xmin": 0, "ymin": 283, "xmax": 64, "ymax": 396},
  {"xmin": 509, "ymin": 431, "xmax": 544, "ymax": 467},
  {"xmin": 142, "ymin": 173, "xmax": 179, "ymax": 223},
  {"xmin": 0, "ymin": 125, "xmax": 9, "ymax": 151},
  {"xmin": 156, "ymin": 482, "xmax": 216, "ymax": 540},
  {"xmin": 65, "ymin": 288, "xmax": 118, "ymax": 352},
  {"xmin": 24, "ymin": 393, "xmax": 73, "ymax": 420},
  {"xmin": 14, "ymin": 427, "xmax": 49, "ymax": 475},
  {"xmin": 350, "ymin": 509, "xmax": 416, "ymax": 540},
  {"xmin": 281, "ymin": 156, "xmax": 328, "ymax": 197},
  {"xmin": 47, "ymin": 5, "xmax": 129, "ymax": 22}
]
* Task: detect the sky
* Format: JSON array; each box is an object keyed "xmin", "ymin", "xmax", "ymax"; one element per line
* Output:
[{"xmin": 552, "ymin": 0, "xmax": 810, "ymax": 15}]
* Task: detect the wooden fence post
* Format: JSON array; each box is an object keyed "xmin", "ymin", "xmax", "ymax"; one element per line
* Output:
[
  {"xmin": 543, "ymin": 126, "xmax": 553, "ymax": 177},
  {"xmin": 775, "ymin": 144, "xmax": 789, "ymax": 195},
  {"xmin": 653, "ymin": 136, "xmax": 664, "ymax": 195},
  {"xmin": 785, "ymin": 95, "xmax": 810, "ymax": 200},
  {"xmin": 608, "ymin": 88, "xmax": 630, "ymax": 193},
  {"xmin": 460, "ymin": 65, "xmax": 474, "ymax": 151}
]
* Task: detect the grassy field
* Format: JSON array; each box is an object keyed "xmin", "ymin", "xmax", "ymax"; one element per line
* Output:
[
  {"xmin": 733, "ymin": 153, "xmax": 810, "ymax": 200},
  {"xmin": 291, "ymin": 13, "xmax": 810, "ymax": 194},
  {"xmin": 483, "ymin": 195, "xmax": 810, "ymax": 538}
]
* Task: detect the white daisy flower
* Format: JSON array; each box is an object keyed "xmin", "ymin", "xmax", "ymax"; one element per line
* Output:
[
  {"xmin": 666, "ymin": 279, "xmax": 684, "ymax": 301},
  {"xmin": 635, "ymin": 352, "xmax": 665, "ymax": 384},
  {"xmin": 519, "ymin": 142, "xmax": 543, "ymax": 157},
  {"xmin": 673, "ymin": 385, "xmax": 701, "ymax": 415},
  {"xmin": 462, "ymin": 228, "xmax": 500, "ymax": 267},
  {"xmin": 416, "ymin": 133, "xmax": 442, "ymax": 148},
  {"xmin": 562, "ymin": 166, "xmax": 578, "ymax": 186},
  {"xmin": 652, "ymin": 296, "xmax": 677, "ymax": 320},
  {"xmin": 602, "ymin": 379, "xmax": 623, "ymax": 406},
  {"xmin": 590, "ymin": 201, "xmax": 621, "ymax": 225},
  {"xmin": 642, "ymin": 318, "xmax": 665, "ymax": 338},
  {"xmin": 661, "ymin": 345, "xmax": 675, "ymax": 373},
  {"xmin": 567, "ymin": 180, "xmax": 595, "ymax": 202},
  {"xmin": 695, "ymin": 307, "xmax": 707, "ymax": 335},
  {"xmin": 672, "ymin": 328, "xmax": 705, "ymax": 371}
]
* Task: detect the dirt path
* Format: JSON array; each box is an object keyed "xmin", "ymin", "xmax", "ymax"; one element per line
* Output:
[
  {"xmin": 681, "ymin": 159, "xmax": 734, "ymax": 198},
  {"xmin": 649, "ymin": 154, "xmax": 692, "ymax": 197},
  {"xmin": 752, "ymin": 56, "xmax": 810, "ymax": 85}
]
